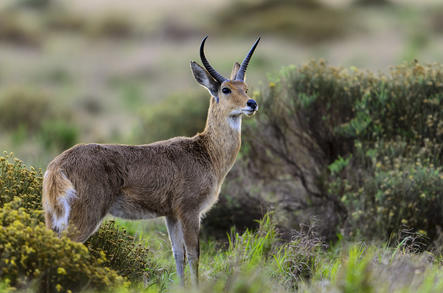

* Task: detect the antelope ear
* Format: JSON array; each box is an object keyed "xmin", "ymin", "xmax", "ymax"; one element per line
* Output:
[
  {"xmin": 230, "ymin": 62, "xmax": 241, "ymax": 80},
  {"xmin": 190, "ymin": 61, "xmax": 220, "ymax": 99}
]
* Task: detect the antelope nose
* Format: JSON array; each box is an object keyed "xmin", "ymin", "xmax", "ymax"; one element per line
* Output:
[{"xmin": 247, "ymin": 99, "xmax": 257, "ymax": 110}]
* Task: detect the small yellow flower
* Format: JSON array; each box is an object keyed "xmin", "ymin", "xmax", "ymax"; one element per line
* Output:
[
  {"xmin": 417, "ymin": 230, "xmax": 427, "ymax": 236},
  {"xmin": 57, "ymin": 267, "xmax": 67, "ymax": 275},
  {"xmin": 56, "ymin": 284, "xmax": 62, "ymax": 292},
  {"xmin": 401, "ymin": 219, "xmax": 408, "ymax": 224}
]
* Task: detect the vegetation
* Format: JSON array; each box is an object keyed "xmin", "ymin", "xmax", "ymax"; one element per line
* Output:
[
  {"xmin": 134, "ymin": 91, "xmax": 209, "ymax": 143},
  {"xmin": 216, "ymin": 0, "xmax": 353, "ymax": 43},
  {"xmin": 239, "ymin": 60, "xmax": 442, "ymax": 244}
]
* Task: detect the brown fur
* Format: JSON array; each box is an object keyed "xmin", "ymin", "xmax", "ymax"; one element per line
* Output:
[{"xmin": 42, "ymin": 59, "xmax": 258, "ymax": 285}]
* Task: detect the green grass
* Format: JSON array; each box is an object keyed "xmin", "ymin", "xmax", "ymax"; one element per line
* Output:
[{"xmin": 107, "ymin": 215, "xmax": 443, "ymax": 293}]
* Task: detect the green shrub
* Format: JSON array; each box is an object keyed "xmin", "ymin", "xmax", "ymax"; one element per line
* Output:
[
  {"xmin": 0, "ymin": 12, "xmax": 42, "ymax": 46},
  {"xmin": 45, "ymin": 9, "xmax": 87, "ymax": 32},
  {"xmin": 86, "ymin": 13, "xmax": 135, "ymax": 38},
  {"xmin": 135, "ymin": 91, "xmax": 208, "ymax": 143},
  {"xmin": 0, "ymin": 88, "xmax": 54, "ymax": 132},
  {"xmin": 216, "ymin": 0, "xmax": 352, "ymax": 43},
  {"xmin": 241, "ymin": 60, "xmax": 442, "ymax": 242},
  {"xmin": 14, "ymin": 0, "xmax": 53, "ymax": 9},
  {"xmin": 39, "ymin": 120, "xmax": 78, "ymax": 151},
  {"xmin": 86, "ymin": 221, "xmax": 161, "ymax": 284},
  {"xmin": 338, "ymin": 141, "xmax": 442, "ymax": 241}
]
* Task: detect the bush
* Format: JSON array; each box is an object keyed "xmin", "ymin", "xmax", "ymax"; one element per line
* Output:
[
  {"xmin": 338, "ymin": 140, "xmax": 442, "ymax": 241},
  {"xmin": 240, "ymin": 60, "xmax": 442, "ymax": 242},
  {"xmin": 0, "ymin": 153, "xmax": 42, "ymax": 213},
  {"xmin": 14, "ymin": 0, "xmax": 53, "ymax": 9},
  {"xmin": 0, "ymin": 12, "xmax": 42, "ymax": 46},
  {"xmin": 0, "ymin": 88, "xmax": 54, "ymax": 132},
  {"xmin": 86, "ymin": 221, "xmax": 161, "ymax": 283},
  {"xmin": 86, "ymin": 13, "xmax": 136, "ymax": 38},
  {"xmin": 216, "ymin": 0, "xmax": 352, "ymax": 43},
  {"xmin": 39, "ymin": 120, "xmax": 78, "ymax": 151},
  {"xmin": 135, "ymin": 91, "xmax": 208, "ymax": 143}
]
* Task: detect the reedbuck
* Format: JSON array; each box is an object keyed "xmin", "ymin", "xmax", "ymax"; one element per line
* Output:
[{"xmin": 42, "ymin": 36, "xmax": 260, "ymax": 285}]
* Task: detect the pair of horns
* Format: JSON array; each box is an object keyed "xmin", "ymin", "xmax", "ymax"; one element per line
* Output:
[{"xmin": 200, "ymin": 36, "xmax": 260, "ymax": 83}]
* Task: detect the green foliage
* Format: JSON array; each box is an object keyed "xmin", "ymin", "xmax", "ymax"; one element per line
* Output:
[
  {"xmin": 339, "ymin": 141, "xmax": 442, "ymax": 240},
  {"xmin": 336, "ymin": 245, "xmax": 373, "ymax": 293},
  {"xmin": 328, "ymin": 155, "xmax": 352, "ymax": 175},
  {"xmin": 216, "ymin": 0, "xmax": 352, "ymax": 43},
  {"xmin": 14, "ymin": 0, "xmax": 53, "ymax": 9},
  {"xmin": 86, "ymin": 13, "xmax": 136, "ymax": 38},
  {"xmin": 135, "ymin": 91, "xmax": 208, "ymax": 143},
  {"xmin": 0, "ymin": 11, "xmax": 42, "ymax": 46},
  {"xmin": 226, "ymin": 214, "xmax": 277, "ymax": 265},
  {"xmin": 39, "ymin": 120, "xmax": 78, "ymax": 151},
  {"xmin": 86, "ymin": 221, "xmax": 162, "ymax": 284},
  {"xmin": 0, "ymin": 88, "xmax": 53, "ymax": 132},
  {"xmin": 0, "ymin": 88, "xmax": 79, "ymax": 152},
  {"xmin": 243, "ymin": 60, "xmax": 442, "ymax": 244}
]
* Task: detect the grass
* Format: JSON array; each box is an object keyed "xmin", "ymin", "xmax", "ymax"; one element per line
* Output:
[{"xmin": 101, "ymin": 216, "xmax": 443, "ymax": 293}]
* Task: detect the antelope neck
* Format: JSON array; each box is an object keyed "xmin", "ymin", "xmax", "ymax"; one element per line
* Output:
[{"xmin": 199, "ymin": 102, "xmax": 241, "ymax": 180}]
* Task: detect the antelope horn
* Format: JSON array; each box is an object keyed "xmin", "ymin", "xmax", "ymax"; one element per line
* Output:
[
  {"xmin": 236, "ymin": 37, "xmax": 261, "ymax": 81},
  {"xmin": 200, "ymin": 36, "xmax": 227, "ymax": 84}
]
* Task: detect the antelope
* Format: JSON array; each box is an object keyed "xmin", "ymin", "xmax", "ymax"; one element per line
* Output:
[{"xmin": 42, "ymin": 36, "xmax": 260, "ymax": 285}]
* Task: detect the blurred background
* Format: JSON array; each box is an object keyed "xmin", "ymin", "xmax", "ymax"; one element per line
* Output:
[{"xmin": 0, "ymin": 0, "xmax": 442, "ymax": 168}]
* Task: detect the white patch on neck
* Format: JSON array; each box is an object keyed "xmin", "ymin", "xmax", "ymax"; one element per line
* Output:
[{"xmin": 228, "ymin": 116, "xmax": 242, "ymax": 131}]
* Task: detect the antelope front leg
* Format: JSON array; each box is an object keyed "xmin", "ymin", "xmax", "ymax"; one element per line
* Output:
[
  {"xmin": 165, "ymin": 216, "xmax": 185, "ymax": 285},
  {"xmin": 180, "ymin": 214, "xmax": 200, "ymax": 286}
]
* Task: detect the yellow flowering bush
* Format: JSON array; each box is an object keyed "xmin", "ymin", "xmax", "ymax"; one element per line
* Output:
[
  {"xmin": 0, "ymin": 152, "xmax": 43, "ymax": 213},
  {"xmin": 86, "ymin": 221, "xmax": 160, "ymax": 283},
  {"xmin": 0, "ymin": 198, "xmax": 127, "ymax": 291}
]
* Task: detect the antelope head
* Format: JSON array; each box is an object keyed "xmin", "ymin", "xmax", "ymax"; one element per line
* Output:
[{"xmin": 191, "ymin": 36, "xmax": 260, "ymax": 125}]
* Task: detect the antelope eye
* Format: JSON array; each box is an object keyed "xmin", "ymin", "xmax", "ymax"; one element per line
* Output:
[{"xmin": 222, "ymin": 88, "xmax": 231, "ymax": 94}]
